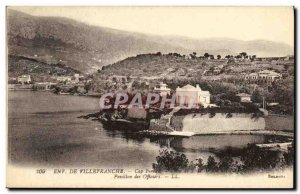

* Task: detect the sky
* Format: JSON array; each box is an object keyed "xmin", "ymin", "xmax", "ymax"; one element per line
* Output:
[{"xmin": 9, "ymin": 6, "xmax": 294, "ymax": 46}]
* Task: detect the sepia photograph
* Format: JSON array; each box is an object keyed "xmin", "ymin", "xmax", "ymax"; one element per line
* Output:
[{"xmin": 6, "ymin": 6, "xmax": 295, "ymax": 189}]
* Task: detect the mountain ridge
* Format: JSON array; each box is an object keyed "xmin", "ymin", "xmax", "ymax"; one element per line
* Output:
[{"xmin": 7, "ymin": 9, "xmax": 294, "ymax": 73}]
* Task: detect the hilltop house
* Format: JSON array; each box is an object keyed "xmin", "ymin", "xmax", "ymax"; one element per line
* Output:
[
  {"xmin": 246, "ymin": 72, "xmax": 258, "ymax": 80},
  {"xmin": 175, "ymin": 84, "xmax": 210, "ymax": 108},
  {"xmin": 245, "ymin": 70, "xmax": 282, "ymax": 83},
  {"xmin": 17, "ymin": 75, "xmax": 31, "ymax": 84},
  {"xmin": 153, "ymin": 82, "xmax": 171, "ymax": 96},
  {"xmin": 258, "ymin": 70, "xmax": 282, "ymax": 80}
]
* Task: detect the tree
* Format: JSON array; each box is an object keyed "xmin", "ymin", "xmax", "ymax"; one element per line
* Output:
[
  {"xmin": 53, "ymin": 86, "xmax": 61, "ymax": 94},
  {"xmin": 84, "ymin": 83, "xmax": 92, "ymax": 91},
  {"xmin": 112, "ymin": 77, "xmax": 117, "ymax": 82},
  {"xmin": 268, "ymin": 79, "xmax": 294, "ymax": 114},
  {"xmin": 196, "ymin": 158, "xmax": 205, "ymax": 172},
  {"xmin": 224, "ymin": 99, "xmax": 232, "ymax": 106},
  {"xmin": 189, "ymin": 54, "xmax": 195, "ymax": 59},
  {"xmin": 126, "ymin": 75, "xmax": 131, "ymax": 82},
  {"xmin": 189, "ymin": 52, "xmax": 197, "ymax": 59},
  {"xmin": 218, "ymin": 156, "xmax": 234, "ymax": 173},
  {"xmin": 209, "ymin": 55, "xmax": 215, "ymax": 60},
  {"xmin": 241, "ymin": 144, "xmax": 282, "ymax": 171},
  {"xmin": 217, "ymin": 55, "xmax": 221, "ymax": 59},
  {"xmin": 251, "ymin": 88, "xmax": 263, "ymax": 103},
  {"xmin": 206, "ymin": 156, "xmax": 218, "ymax": 172},
  {"xmin": 235, "ymin": 55, "xmax": 242, "ymax": 59},
  {"xmin": 152, "ymin": 150, "xmax": 189, "ymax": 173},
  {"xmin": 204, "ymin": 53, "xmax": 210, "ymax": 59},
  {"xmin": 240, "ymin": 52, "xmax": 248, "ymax": 59},
  {"xmin": 156, "ymin": 52, "xmax": 162, "ymax": 56},
  {"xmin": 283, "ymin": 142, "xmax": 294, "ymax": 165},
  {"xmin": 225, "ymin": 55, "xmax": 231, "ymax": 59},
  {"xmin": 173, "ymin": 53, "xmax": 182, "ymax": 57}
]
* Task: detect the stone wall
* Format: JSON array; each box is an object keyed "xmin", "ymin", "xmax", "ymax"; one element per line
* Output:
[
  {"xmin": 265, "ymin": 115, "xmax": 294, "ymax": 131},
  {"xmin": 171, "ymin": 113, "xmax": 266, "ymax": 133}
]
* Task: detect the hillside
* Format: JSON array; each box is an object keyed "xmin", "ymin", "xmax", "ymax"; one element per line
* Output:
[
  {"xmin": 7, "ymin": 10, "xmax": 185, "ymax": 73},
  {"xmin": 8, "ymin": 55, "xmax": 80, "ymax": 78},
  {"xmin": 7, "ymin": 9, "xmax": 293, "ymax": 74},
  {"xmin": 100, "ymin": 53, "xmax": 225, "ymax": 78},
  {"xmin": 99, "ymin": 52, "xmax": 292, "ymax": 79}
]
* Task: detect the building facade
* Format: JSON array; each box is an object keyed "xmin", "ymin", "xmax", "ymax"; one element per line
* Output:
[
  {"xmin": 153, "ymin": 82, "xmax": 171, "ymax": 96},
  {"xmin": 74, "ymin": 74, "xmax": 80, "ymax": 83},
  {"xmin": 55, "ymin": 76, "xmax": 72, "ymax": 82},
  {"xmin": 245, "ymin": 70, "xmax": 282, "ymax": 83},
  {"xmin": 235, "ymin": 93, "xmax": 252, "ymax": 103},
  {"xmin": 175, "ymin": 84, "xmax": 210, "ymax": 107},
  {"xmin": 17, "ymin": 75, "xmax": 31, "ymax": 84}
]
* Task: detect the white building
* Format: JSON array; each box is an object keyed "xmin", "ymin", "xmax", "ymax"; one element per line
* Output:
[
  {"xmin": 17, "ymin": 75, "xmax": 31, "ymax": 84},
  {"xmin": 236, "ymin": 93, "xmax": 252, "ymax": 103},
  {"xmin": 175, "ymin": 84, "xmax": 210, "ymax": 107},
  {"xmin": 257, "ymin": 70, "xmax": 282, "ymax": 81},
  {"xmin": 246, "ymin": 72, "xmax": 258, "ymax": 80},
  {"xmin": 245, "ymin": 70, "xmax": 282, "ymax": 82},
  {"xmin": 34, "ymin": 82, "xmax": 57, "ymax": 90},
  {"xmin": 153, "ymin": 82, "xmax": 171, "ymax": 96},
  {"xmin": 55, "ymin": 76, "xmax": 72, "ymax": 82},
  {"xmin": 74, "ymin": 74, "xmax": 80, "ymax": 83}
]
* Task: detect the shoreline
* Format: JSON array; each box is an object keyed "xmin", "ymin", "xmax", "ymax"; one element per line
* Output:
[
  {"xmin": 8, "ymin": 89, "xmax": 102, "ymax": 98},
  {"xmin": 139, "ymin": 129, "xmax": 293, "ymax": 137},
  {"xmin": 9, "ymin": 90, "xmax": 295, "ymax": 138}
]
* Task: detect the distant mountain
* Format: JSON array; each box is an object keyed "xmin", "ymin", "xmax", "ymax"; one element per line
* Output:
[
  {"xmin": 158, "ymin": 37, "xmax": 293, "ymax": 58},
  {"xmin": 7, "ymin": 10, "xmax": 294, "ymax": 73}
]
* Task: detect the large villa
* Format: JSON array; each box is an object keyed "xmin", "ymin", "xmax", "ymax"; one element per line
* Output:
[
  {"xmin": 175, "ymin": 84, "xmax": 211, "ymax": 108},
  {"xmin": 245, "ymin": 70, "xmax": 282, "ymax": 82},
  {"xmin": 153, "ymin": 82, "xmax": 211, "ymax": 108}
]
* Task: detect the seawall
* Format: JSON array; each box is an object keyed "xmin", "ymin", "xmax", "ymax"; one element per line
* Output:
[
  {"xmin": 265, "ymin": 115, "xmax": 294, "ymax": 131},
  {"xmin": 171, "ymin": 113, "xmax": 266, "ymax": 133}
]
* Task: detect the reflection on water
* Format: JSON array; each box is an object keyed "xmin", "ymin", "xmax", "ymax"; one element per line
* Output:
[
  {"xmin": 8, "ymin": 91, "xmax": 285, "ymax": 169},
  {"xmin": 100, "ymin": 126, "xmax": 268, "ymax": 152}
]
